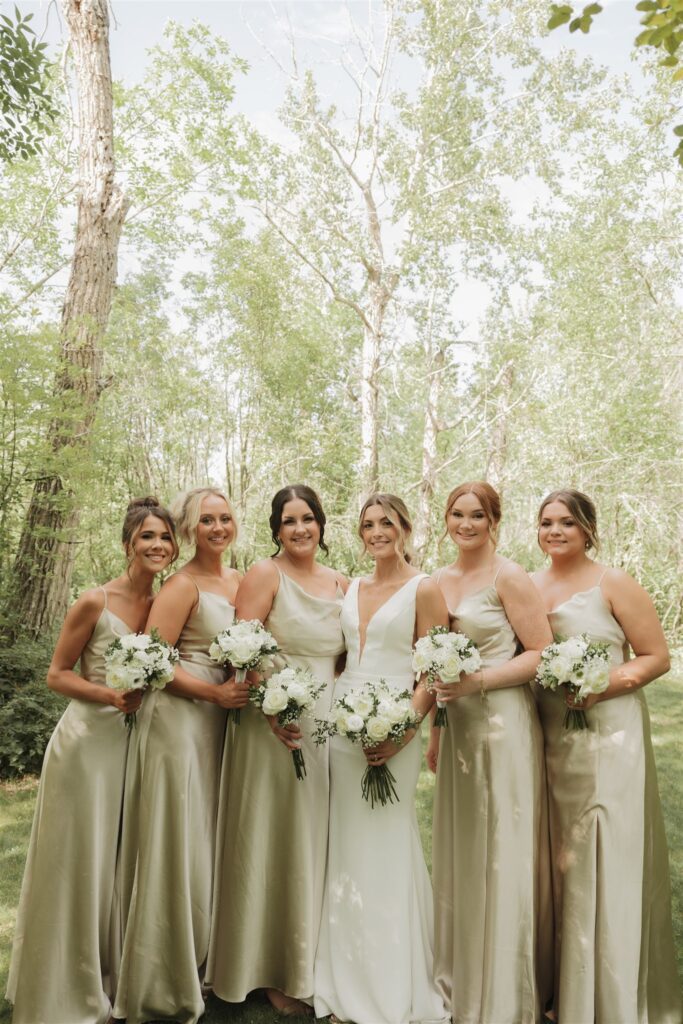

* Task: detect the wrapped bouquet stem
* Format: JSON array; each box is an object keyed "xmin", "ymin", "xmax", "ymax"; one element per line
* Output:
[
  {"xmin": 315, "ymin": 680, "xmax": 419, "ymax": 808},
  {"xmin": 209, "ymin": 619, "xmax": 279, "ymax": 724},
  {"xmin": 250, "ymin": 666, "xmax": 324, "ymax": 779},
  {"xmin": 412, "ymin": 626, "xmax": 482, "ymax": 727},
  {"xmin": 104, "ymin": 627, "xmax": 180, "ymax": 733},
  {"xmin": 536, "ymin": 633, "xmax": 610, "ymax": 730}
]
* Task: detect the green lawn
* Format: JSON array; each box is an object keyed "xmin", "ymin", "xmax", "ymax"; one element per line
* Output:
[{"xmin": 1, "ymin": 676, "xmax": 681, "ymax": 1024}]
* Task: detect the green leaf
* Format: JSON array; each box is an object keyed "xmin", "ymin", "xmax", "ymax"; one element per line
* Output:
[
  {"xmin": 636, "ymin": 1, "xmax": 658, "ymax": 9},
  {"xmin": 636, "ymin": 28, "xmax": 654, "ymax": 44},
  {"xmin": 673, "ymin": 124, "xmax": 683, "ymax": 135},
  {"xmin": 660, "ymin": 54, "xmax": 679, "ymax": 65},
  {"xmin": 673, "ymin": 66, "xmax": 683, "ymax": 79},
  {"xmin": 569, "ymin": 16, "xmax": 583, "ymax": 31},
  {"xmin": 583, "ymin": 3, "xmax": 603, "ymax": 14}
]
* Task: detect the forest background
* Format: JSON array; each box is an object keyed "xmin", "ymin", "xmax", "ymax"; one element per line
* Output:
[
  {"xmin": 0, "ymin": 0, "xmax": 681, "ymax": 750},
  {"xmin": 0, "ymin": 0, "xmax": 682, "ymax": 1015}
]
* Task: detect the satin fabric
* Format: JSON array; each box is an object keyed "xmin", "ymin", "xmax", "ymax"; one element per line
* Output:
[
  {"xmin": 536, "ymin": 585, "xmax": 682, "ymax": 1024},
  {"xmin": 6, "ymin": 603, "xmax": 133, "ymax": 1024},
  {"xmin": 205, "ymin": 569, "xmax": 344, "ymax": 1002},
  {"xmin": 432, "ymin": 581, "xmax": 552, "ymax": 1024},
  {"xmin": 314, "ymin": 574, "xmax": 448, "ymax": 1024},
  {"xmin": 113, "ymin": 588, "xmax": 232, "ymax": 1024}
]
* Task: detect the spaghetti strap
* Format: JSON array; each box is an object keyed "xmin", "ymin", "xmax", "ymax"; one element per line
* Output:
[
  {"xmin": 433, "ymin": 568, "xmax": 444, "ymax": 584},
  {"xmin": 177, "ymin": 571, "xmax": 201, "ymax": 596},
  {"xmin": 493, "ymin": 563, "xmax": 504, "ymax": 584},
  {"xmin": 597, "ymin": 568, "xmax": 608, "ymax": 586},
  {"xmin": 98, "ymin": 585, "xmax": 108, "ymax": 609}
]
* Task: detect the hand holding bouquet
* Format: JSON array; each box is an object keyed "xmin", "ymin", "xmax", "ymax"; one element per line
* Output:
[
  {"xmin": 536, "ymin": 633, "xmax": 610, "ymax": 730},
  {"xmin": 209, "ymin": 619, "xmax": 280, "ymax": 724},
  {"xmin": 315, "ymin": 680, "xmax": 419, "ymax": 807},
  {"xmin": 104, "ymin": 628, "xmax": 179, "ymax": 732},
  {"xmin": 412, "ymin": 626, "xmax": 482, "ymax": 726},
  {"xmin": 250, "ymin": 666, "xmax": 324, "ymax": 780}
]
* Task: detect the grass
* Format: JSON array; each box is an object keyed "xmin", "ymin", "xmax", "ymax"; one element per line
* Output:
[{"xmin": 1, "ymin": 676, "xmax": 681, "ymax": 1024}]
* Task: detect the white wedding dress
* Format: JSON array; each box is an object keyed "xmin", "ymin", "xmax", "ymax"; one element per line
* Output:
[{"xmin": 314, "ymin": 574, "xmax": 448, "ymax": 1024}]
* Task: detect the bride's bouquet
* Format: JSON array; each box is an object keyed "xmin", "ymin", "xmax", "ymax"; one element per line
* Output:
[
  {"xmin": 104, "ymin": 628, "xmax": 180, "ymax": 732},
  {"xmin": 412, "ymin": 626, "xmax": 482, "ymax": 727},
  {"xmin": 536, "ymin": 633, "xmax": 610, "ymax": 730},
  {"xmin": 315, "ymin": 680, "xmax": 419, "ymax": 808},
  {"xmin": 209, "ymin": 619, "xmax": 280, "ymax": 724},
  {"xmin": 249, "ymin": 666, "xmax": 324, "ymax": 780}
]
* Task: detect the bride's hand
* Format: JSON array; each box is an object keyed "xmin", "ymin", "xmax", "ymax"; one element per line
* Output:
[
  {"xmin": 364, "ymin": 729, "xmax": 416, "ymax": 767},
  {"xmin": 267, "ymin": 716, "xmax": 302, "ymax": 751}
]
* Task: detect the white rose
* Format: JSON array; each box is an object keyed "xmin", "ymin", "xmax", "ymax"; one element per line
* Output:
[
  {"xmin": 230, "ymin": 638, "xmax": 261, "ymax": 665},
  {"xmin": 346, "ymin": 691, "xmax": 374, "ymax": 717},
  {"xmin": 208, "ymin": 642, "xmax": 224, "ymax": 663},
  {"xmin": 346, "ymin": 713, "xmax": 364, "ymax": 733},
  {"xmin": 577, "ymin": 660, "xmax": 610, "ymax": 697},
  {"xmin": 439, "ymin": 652, "xmax": 464, "ymax": 683},
  {"xmin": 366, "ymin": 716, "xmax": 391, "ymax": 742},
  {"xmin": 262, "ymin": 687, "xmax": 289, "ymax": 715},
  {"xmin": 122, "ymin": 634, "xmax": 150, "ymax": 651},
  {"xmin": 106, "ymin": 665, "xmax": 132, "ymax": 690},
  {"xmin": 560, "ymin": 636, "xmax": 588, "ymax": 661},
  {"xmin": 549, "ymin": 655, "xmax": 573, "ymax": 682},
  {"xmin": 334, "ymin": 708, "xmax": 351, "ymax": 734},
  {"xmin": 285, "ymin": 681, "xmax": 308, "ymax": 706}
]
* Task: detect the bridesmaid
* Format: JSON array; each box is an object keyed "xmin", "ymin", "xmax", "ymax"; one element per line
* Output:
[
  {"xmin": 6, "ymin": 496, "xmax": 177, "ymax": 1024},
  {"xmin": 314, "ymin": 493, "xmax": 449, "ymax": 1024},
  {"xmin": 532, "ymin": 489, "xmax": 682, "ymax": 1024},
  {"xmin": 113, "ymin": 487, "xmax": 246, "ymax": 1024},
  {"xmin": 430, "ymin": 480, "xmax": 554, "ymax": 1024},
  {"xmin": 205, "ymin": 484, "xmax": 346, "ymax": 1016}
]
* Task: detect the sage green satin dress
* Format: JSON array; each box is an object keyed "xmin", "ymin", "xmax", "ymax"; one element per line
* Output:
[
  {"xmin": 6, "ymin": 595, "xmax": 132, "ymax": 1024},
  {"xmin": 432, "ymin": 578, "xmax": 552, "ymax": 1024},
  {"xmin": 535, "ymin": 584, "xmax": 682, "ymax": 1023},
  {"xmin": 205, "ymin": 569, "xmax": 344, "ymax": 1002},
  {"xmin": 113, "ymin": 587, "xmax": 232, "ymax": 1024}
]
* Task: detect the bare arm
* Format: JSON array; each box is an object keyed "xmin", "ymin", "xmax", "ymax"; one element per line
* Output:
[
  {"xmin": 146, "ymin": 574, "xmax": 248, "ymax": 709},
  {"xmin": 47, "ymin": 590, "xmax": 142, "ymax": 714},
  {"xmin": 435, "ymin": 564, "xmax": 553, "ymax": 702},
  {"xmin": 596, "ymin": 570, "xmax": 669, "ymax": 701}
]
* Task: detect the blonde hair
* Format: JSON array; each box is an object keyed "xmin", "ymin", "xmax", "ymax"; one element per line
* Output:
[
  {"xmin": 537, "ymin": 489, "xmax": 600, "ymax": 552},
  {"xmin": 358, "ymin": 493, "xmax": 413, "ymax": 564},
  {"xmin": 171, "ymin": 487, "xmax": 238, "ymax": 548},
  {"xmin": 444, "ymin": 480, "xmax": 501, "ymax": 546}
]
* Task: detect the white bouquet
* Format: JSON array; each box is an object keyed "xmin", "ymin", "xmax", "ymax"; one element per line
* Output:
[
  {"xmin": 209, "ymin": 619, "xmax": 280, "ymax": 724},
  {"xmin": 315, "ymin": 680, "xmax": 419, "ymax": 808},
  {"xmin": 104, "ymin": 628, "xmax": 179, "ymax": 732},
  {"xmin": 250, "ymin": 666, "xmax": 325, "ymax": 780},
  {"xmin": 412, "ymin": 626, "xmax": 482, "ymax": 727},
  {"xmin": 536, "ymin": 633, "xmax": 610, "ymax": 730}
]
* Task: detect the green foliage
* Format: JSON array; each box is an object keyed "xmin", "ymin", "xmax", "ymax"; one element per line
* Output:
[
  {"xmin": 0, "ymin": 3, "xmax": 58, "ymax": 162},
  {"xmin": 547, "ymin": 1, "xmax": 683, "ymax": 164},
  {"xmin": 0, "ymin": 632, "xmax": 64, "ymax": 781}
]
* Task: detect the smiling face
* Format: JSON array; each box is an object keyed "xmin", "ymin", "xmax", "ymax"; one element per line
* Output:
[
  {"xmin": 538, "ymin": 500, "xmax": 589, "ymax": 560},
  {"xmin": 278, "ymin": 498, "xmax": 321, "ymax": 559},
  {"xmin": 360, "ymin": 503, "xmax": 404, "ymax": 563},
  {"xmin": 194, "ymin": 494, "xmax": 236, "ymax": 556},
  {"xmin": 446, "ymin": 492, "xmax": 493, "ymax": 552},
  {"xmin": 129, "ymin": 514, "xmax": 176, "ymax": 574}
]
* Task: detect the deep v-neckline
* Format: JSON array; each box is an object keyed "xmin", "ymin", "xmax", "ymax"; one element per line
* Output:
[{"xmin": 355, "ymin": 575, "xmax": 421, "ymax": 663}]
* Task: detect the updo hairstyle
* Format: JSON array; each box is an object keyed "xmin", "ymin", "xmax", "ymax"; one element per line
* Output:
[
  {"xmin": 358, "ymin": 493, "xmax": 413, "ymax": 564},
  {"xmin": 171, "ymin": 487, "xmax": 238, "ymax": 548},
  {"xmin": 121, "ymin": 496, "xmax": 179, "ymax": 563},
  {"xmin": 537, "ymin": 489, "xmax": 600, "ymax": 552},
  {"xmin": 270, "ymin": 484, "xmax": 329, "ymax": 556}
]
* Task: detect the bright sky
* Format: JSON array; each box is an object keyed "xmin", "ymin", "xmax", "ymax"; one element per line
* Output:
[{"xmin": 15, "ymin": 1, "xmax": 657, "ymax": 344}]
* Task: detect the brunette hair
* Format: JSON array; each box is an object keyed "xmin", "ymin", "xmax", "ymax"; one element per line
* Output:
[
  {"xmin": 444, "ymin": 480, "xmax": 501, "ymax": 544},
  {"xmin": 270, "ymin": 484, "xmax": 329, "ymax": 556},
  {"xmin": 171, "ymin": 487, "xmax": 238, "ymax": 548},
  {"xmin": 537, "ymin": 489, "xmax": 600, "ymax": 552},
  {"xmin": 122, "ymin": 496, "xmax": 179, "ymax": 563},
  {"xmin": 358, "ymin": 493, "xmax": 413, "ymax": 564}
]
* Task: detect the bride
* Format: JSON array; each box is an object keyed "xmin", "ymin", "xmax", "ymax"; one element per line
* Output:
[{"xmin": 314, "ymin": 493, "xmax": 449, "ymax": 1024}]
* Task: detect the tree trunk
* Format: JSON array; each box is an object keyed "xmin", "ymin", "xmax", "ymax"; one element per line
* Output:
[
  {"xmin": 413, "ymin": 344, "xmax": 444, "ymax": 568},
  {"xmin": 6, "ymin": 0, "xmax": 128, "ymax": 640},
  {"xmin": 485, "ymin": 362, "xmax": 515, "ymax": 496}
]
